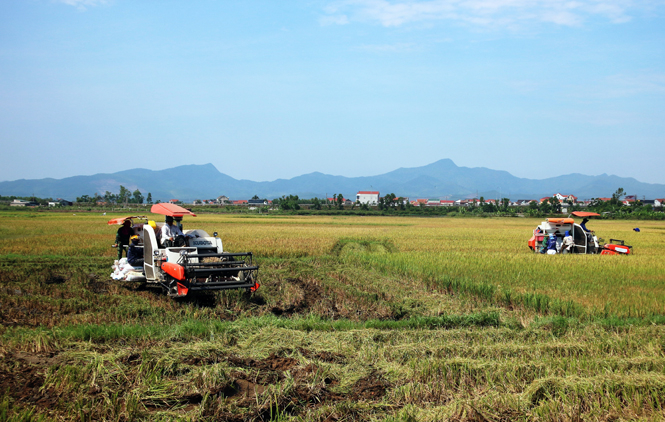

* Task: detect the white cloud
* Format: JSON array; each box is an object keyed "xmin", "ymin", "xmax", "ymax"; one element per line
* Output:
[
  {"xmin": 320, "ymin": 14, "xmax": 351, "ymax": 25},
  {"xmin": 568, "ymin": 109, "xmax": 643, "ymax": 125},
  {"xmin": 508, "ymin": 79, "xmax": 543, "ymax": 93},
  {"xmin": 55, "ymin": 0, "xmax": 109, "ymax": 10},
  {"xmin": 353, "ymin": 42, "xmax": 420, "ymax": 52},
  {"xmin": 565, "ymin": 72, "xmax": 665, "ymax": 101},
  {"xmin": 323, "ymin": 0, "xmax": 662, "ymax": 27},
  {"xmin": 601, "ymin": 72, "xmax": 665, "ymax": 96}
]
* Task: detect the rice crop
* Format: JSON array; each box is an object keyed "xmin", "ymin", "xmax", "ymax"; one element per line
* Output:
[{"xmin": 1, "ymin": 210, "xmax": 664, "ymax": 420}]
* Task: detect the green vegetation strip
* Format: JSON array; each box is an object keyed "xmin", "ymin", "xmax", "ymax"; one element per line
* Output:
[
  {"xmin": 4, "ymin": 312, "xmax": 501, "ymax": 346},
  {"xmin": 7, "ymin": 311, "xmax": 665, "ymax": 351}
]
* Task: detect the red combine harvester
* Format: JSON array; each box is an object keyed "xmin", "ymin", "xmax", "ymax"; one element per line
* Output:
[
  {"xmin": 528, "ymin": 211, "xmax": 632, "ymax": 255},
  {"xmin": 109, "ymin": 203, "xmax": 259, "ymax": 297}
]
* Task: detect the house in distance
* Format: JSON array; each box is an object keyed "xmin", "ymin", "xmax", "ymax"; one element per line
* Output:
[{"xmin": 356, "ymin": 191, "xmax": 380, "ymax": 205}]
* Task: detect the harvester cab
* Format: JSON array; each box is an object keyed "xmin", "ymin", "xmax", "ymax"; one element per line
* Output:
[
  {"xmin": 528, "ymin": 211, "xmax": 632, "ymax": 255},
  {"xmin": 109, "ymin": 203, "xmax": 259, "ymax": 297}
]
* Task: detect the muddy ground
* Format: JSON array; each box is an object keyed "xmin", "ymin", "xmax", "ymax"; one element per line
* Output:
[
  {"xmin": 0, "ymin": 265, "xmax": 408, "ymax": 421},
  {"xmin": 1, "ymin": 347, "xmax": 392, "ymax": 421}
]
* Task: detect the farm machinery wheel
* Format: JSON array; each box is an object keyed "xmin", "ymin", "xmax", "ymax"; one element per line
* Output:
[
  {"xmin": 165, "ymin": 278, "xmax": 177, "ymax": 297},
  {"xmin": 163, "ymin": 277, "xmax": 189, "ymax": 298}
]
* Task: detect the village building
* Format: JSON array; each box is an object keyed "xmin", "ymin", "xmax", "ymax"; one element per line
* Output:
[
  {"xmin": 48, "ymin": 199, "xmax": 72, "ymax": 206},
  {"xmin": 356, "ymin": 191, "xmax": 379, "ymax": 205},
  {"xmin": 512, "ymin": 200, "xmax": 537, "ymax": 206},
  {"xmin": 327, "ymin": 196, "xmax": 346, "ymax": 204},
  {"xmin": 553, "ymin": 193, "xmax": 578, "ymax": 203},
  {"xmin": 10, "ymin": 199, "xmax": 38, "ymax": 207}
]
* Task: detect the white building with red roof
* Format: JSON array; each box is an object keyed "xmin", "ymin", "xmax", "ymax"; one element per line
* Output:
[
  {"xmin": 553, "ymin": 193, "xmax": 578, "ymax": 203},
  {"xmin": 356, "ymin": 191, "xmax": 379, "ymax": 205}
]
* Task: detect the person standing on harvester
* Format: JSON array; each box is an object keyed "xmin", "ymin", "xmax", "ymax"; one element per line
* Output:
[
  {"xmin": 561, "ymin": 231, "xmax": 574, "ymax": 254},
  {"xmin": 114, "ymin": 219, "xmax": 134, "ymax": 260}
]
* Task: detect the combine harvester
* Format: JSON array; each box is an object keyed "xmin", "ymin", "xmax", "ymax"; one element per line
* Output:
[
  {"xmin": 528, "ymin": 211, "xmax": 632, "ymax": 255},
  {"xmin": 109, "ymin": 203, "xmax": 259, "ymax": 297}
]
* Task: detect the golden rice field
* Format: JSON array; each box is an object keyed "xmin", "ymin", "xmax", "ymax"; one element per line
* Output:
[
  {"xmin": 1, "ymin": 211, "xmax": 663, "ymax": 316},
  {"xmin": 2, "ymin": 210, "xmax": 665, "ymax": 421}
]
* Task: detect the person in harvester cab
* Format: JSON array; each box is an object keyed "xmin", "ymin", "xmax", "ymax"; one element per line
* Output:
[{"xmin": 160, "ymin": 215, "xmax": 186, "ymax": 247}]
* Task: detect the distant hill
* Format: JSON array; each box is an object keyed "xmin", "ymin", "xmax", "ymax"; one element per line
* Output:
[{"xmin": 1, "ymin": 159, "xmax": 663, "ymax": 202}]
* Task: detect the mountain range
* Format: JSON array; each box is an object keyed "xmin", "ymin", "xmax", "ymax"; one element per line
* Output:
[{"xmin": 1, "ymin": 159, "xmax": 663, "ymax": 202}]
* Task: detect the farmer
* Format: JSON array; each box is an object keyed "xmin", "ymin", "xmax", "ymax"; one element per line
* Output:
[
  {"xmin": 540, "ymin": 234, "xmax": 548, "ymax": 254},
  {"xmin": 160, "ymin": 215, "xmax": 187, "ymax": 247},
  {"xmin": 127, "ymin": 235, "xmax": 144, "ymax": 267},
  {"xmin": 114, "ymin": 219, "xmax": 134, "ymax": 260},
  {"xmin": 546, "ymin": 234, "xmax": 558, "ymax": 255},
  {"xmin": 561, "ymin": 230, "xmax": 574, "ymax": 254}
]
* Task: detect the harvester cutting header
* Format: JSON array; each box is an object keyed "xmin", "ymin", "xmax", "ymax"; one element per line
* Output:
[
  {"xmin": 528, "ymin": 211, "xmax": 632, "ymax": 255},
  {"xmin": 109, "ymin": 203, "xmax": 259, "ymax": 297}
]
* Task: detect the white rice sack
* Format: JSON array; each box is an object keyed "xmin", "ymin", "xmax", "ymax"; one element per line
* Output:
[
  {"xmin": 120, "ymin": 263, "xmax": 134, "ymax": 271},
  {"xmin": 126, "ymin": 273, "xmax": 146, "ymax": 282}
]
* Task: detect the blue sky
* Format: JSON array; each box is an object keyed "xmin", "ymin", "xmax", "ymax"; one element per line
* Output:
[{"xmin": 1, "ymin": 0, "xmax": 664, "ymax": 184}]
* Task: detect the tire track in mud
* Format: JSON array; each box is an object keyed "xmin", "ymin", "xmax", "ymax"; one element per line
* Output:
[{"xmin": 183, "ymin": 349, "xmax": 392, "ymax": 420}]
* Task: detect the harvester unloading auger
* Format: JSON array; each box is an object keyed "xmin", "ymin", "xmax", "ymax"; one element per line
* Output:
[{"xmin": 109, "ymin": 203, "xmax": 259, "ymax": 297}]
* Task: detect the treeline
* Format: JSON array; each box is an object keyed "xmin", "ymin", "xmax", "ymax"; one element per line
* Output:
[
  {"xmin": 583, "ymin": 188, "xmax": 665, "ymax": 219},
  {"xmin": 1, "ymin": 186, "xmax": 155, "ymax": 207},
  {"xmin": 76, "ymin": 185, "xmax": 153, "ymax": 205},
  {"xmin": 272, "ymin": 194, "xmax": 347, "ymax": 210},
  {"xmin": 266, "ymin": 188, "xmax": 665, "ymax": 220},
  {"xmin": 273, "ymin": 193, "xmax": 513, "ymax": 213}
]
